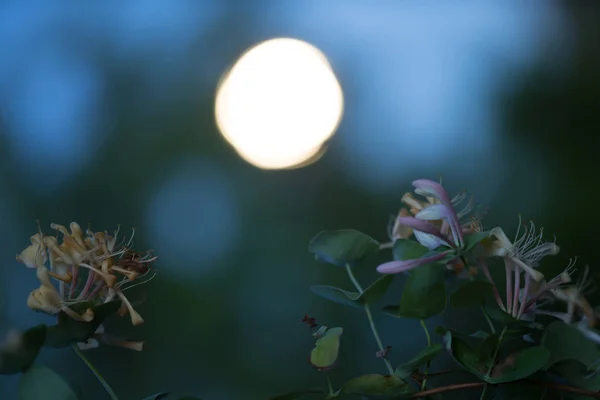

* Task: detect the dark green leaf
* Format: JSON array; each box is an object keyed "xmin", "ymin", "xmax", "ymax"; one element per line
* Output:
[
  {"xmin": 394, "ymin": 344, "xmax": 443, "ymax": 379},
  {"xmin": 449, "ymin": 280, "xmax": 494, "ymax": 308},
  {"xmin": 542, "ymin": 321, "xmax": 600, "ymax": 370},
  {"xmin": 140, "ymin": 393, "xmax": 170, "ymax": 400},
  {"xmin": 310, "ymin": 327, "xmax": 343, "ymax": 371},
  {"xmin": 469, "ymin": 330, "xmax": 490, "ymax": 340},
  {"xmin": 44, "ymin": 301, "xmax": 121, "ymax": 348},
  {"xmin": 311, "ymin": 275, "xmax": 395, "ymax": 309},
  {"xmin": 383, "ymin": 263, "xmax": 446, "ymax": 320},
  {"xmin": 362, "ymin": 275, "xmax": 395, "ymax": 305},
  {"xmin": 494, "ymin": 382, "xmax": 548, "ymax": 400},
  {"xmin": 486, "ymin": 346, "xmax": 549, "ymax": 384},
  {"xmin": 552, "ymin": 360, "xmax": 600, "ymax": 400},
  {"xmin": 268, "ymin": 389, "xmax": 326, "ymax": 400},
  {"xmin": 0, "ymin": 325, "xmax": 46, "ymax": 375},
  {"xmin": 392, "ymin": 239, "xmax": 429, "ymax": 261},
  {"xmin": 461, "ymin": 231, "xmax": 490, "ymax": 252},
  {"xmin": 483, "ymin": 302, "xmax": 524, "ymax": 326},
  {"xmin": 476, "ymin": 334, "xmax": 498, "ymax": 370},
  {"xmin": 442, "ymin": 331, "xmax": 486, "ymax": 378},
  {"xmin": 309, "ymin": 230, "xmax": 379, "ymax": 267},
  {"xmin": 18, "ymin": 364, "xmax": 78, "ymax": 400},
  {"xmin": 310, "ymin": 285, "xmax": 362, "ymax": 309},
  {"xmin": 342, "ymin": 374, "xmax": 413, "ymax": 399}
]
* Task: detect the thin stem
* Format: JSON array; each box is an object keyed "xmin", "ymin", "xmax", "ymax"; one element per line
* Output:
[
  {"xmin": 487, "ymin": 326, "xmax": 508, "ymax": 376},
  {"xmin": 480, "ymin": 306, "xmax": 496, "ymax": 334},
  {"xmin": 419, "ymin": 319, "xmax": 431, "ymax": 390},
  {"xmin": 345, "ymin": 263, "xmax": 393, "ymax": 375},
  {"xmin": 69, "ymin": 264, "xmax": 79, "ymax": 299},
  {"xmin": 345, "ymin": 263, "xmax": 364, "ymax": 293},
  {"xmin": 517, "ymin": 274, "xmax": 532, "ymax": 319},
  {"xmin": 364, "ymin": 304, "xmax": 394, "ymax": 375},
  {"xmin": 479, "ymin": 383, "xmax": 489, "ymax": 400},
  {"xmin": 325, "ymin": 372, "xmax": 334, "ymax": 396},
  {"xmin": 512, "ymin": 267, "xmax": 521, "ymax": 318},
  {"xmin": 72, "ymin": 344, "xmax": 118, "ymax": 400},
  {"xmin": 505, "ymin": 262, "xmax": 513, "ymax": 314},
  {"xmin": 379, "ymin": 242, "xmax": 394, "ymax": 250}
]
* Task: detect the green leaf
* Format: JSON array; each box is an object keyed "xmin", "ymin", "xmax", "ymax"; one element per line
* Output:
[
  {"xmin": 0, "ymin": 325, "xmax": 47, "ymax": 375},
  {"xmin": 383, "ymin": 262, "xmax": 446, "ymax": 319},
  {"xmin": 18, "ymin": 365, "xmax": 78, "ymax": 400},
  {"xmin": 309, "ymin": 230, "xmax": 380, "ymax": 267},
  {"xmin": 311, "ymin": 276, "xmax": 395, "ymax": 309},
  {"xmin": 394, "ymin": 344, "xmax": 443, "ymax": 379},
  {"xmin": 461, "ymin": 231, "xmax": 490, "ymax": 252},
  {"xmin": 268, "ymin": 389, "xmax": 326, "ymax": 400},
  {"xmin": 392, "ymin": 239, "xmax": 429, "ymax": 261},
  {"xmin": 310, "ymin": 327, "xmax": 343, "ymax": 370},
  {"xmin": 486, "ymin": 346, "xmax": 549, "ymax": 384},
  {"xmin": 542, "ymin": 321, "xmax": 600, "ymax": 370},
  {"xmin": 449, "ymin": 280, "xmax": 494, "ymax": 308},
  {"xmin": 342, "ymin": 374, "xmax": 413, "ymax": 398},
  {"xmin": 44, "ymin": 301, "xmax": 121, "ymax": 348}
]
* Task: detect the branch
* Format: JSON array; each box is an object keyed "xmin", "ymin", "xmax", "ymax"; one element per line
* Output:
[{"xmin": 410, "ymin": 379, "xmax": 600, "ymax": 399}]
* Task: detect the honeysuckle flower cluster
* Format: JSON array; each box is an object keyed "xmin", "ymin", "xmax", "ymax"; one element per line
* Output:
[
  {"xmin": 16, "ymin": 222, "xmax": 157, "ymax": 350},
  {"xmin": 378, "ymin": 179, "xmax": 600, "ymax": 338}
]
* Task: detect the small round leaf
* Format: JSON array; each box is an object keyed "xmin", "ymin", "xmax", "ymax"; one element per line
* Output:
[{"xmin": 310, "ymin": 327, "xmax": 343, "ymax": 371}]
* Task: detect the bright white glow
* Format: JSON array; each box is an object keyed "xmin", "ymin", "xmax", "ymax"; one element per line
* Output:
[{"xmin": 215, "ymin": 38, "xmax": 344, "ymax": 169}]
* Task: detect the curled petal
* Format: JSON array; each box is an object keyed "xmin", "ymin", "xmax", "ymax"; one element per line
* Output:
[
  {"xmin": 377, "ymin": 251, "xmax": 450, "ymax": 274},
  {"xmin": 16, "ymin": 234, "xmax": 47, "ymax": 268},
  {"xmin": 416, "ymin": 205, "xmax": 464, "ymax": 248},
  {"xmin": 27, "ymin": 285, "xmax": 62, "ymax": 314},
  {"xmin": 398, "ymin": 216, "xmax": 443, "ymax": 237},
  {"xmin": 413, "ymin": 231, "xmax": 446, "ymax": 250},
  {"xmin": 412, "ymin": 180, "xmax": 451, "ymax": 205}
]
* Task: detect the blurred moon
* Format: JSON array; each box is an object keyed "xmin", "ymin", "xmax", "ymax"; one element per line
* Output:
[{"xmin": 215, "ymin": 38, "xmax": 344, "ymax": 169}]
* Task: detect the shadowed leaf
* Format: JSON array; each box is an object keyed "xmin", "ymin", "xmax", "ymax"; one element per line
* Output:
[
  {"xmin": 450, "ymin": 280, "xmax": 494, "ymax": 308},
  {"xmin": 542, "ymin": 321, "xmax": 600, "ymax": 370},
  {"xmin": 18, "ymin": 364, "xmax": 78, "ymax": 400},
  {"xmin": 0, "ymin": 325, "xmax": 46, "ymax": 375},
  {"xmin": 394, "ymin": 344, "xmax": 443, "ymax": 379},
  {"xmin": 392, "ymin": 239, "xmax": 428, "ymax": 261},
  {"xmin": 45, "ymin": 301, "xmax": 121, "ymax": 348},
  {"xmin": 383, "ymin": 263, "xmax": 446, "ymax": 320},
  {"xmin": 309, "ymin": 230, "xmax": 379, "ymax": 267},
  {"xmin": 310, "ymin": 275, "xmax": 394, "ymax": 309},
  {"xmin": 343, "ymin": 374, "xmax": 412, "ymax": 399}
]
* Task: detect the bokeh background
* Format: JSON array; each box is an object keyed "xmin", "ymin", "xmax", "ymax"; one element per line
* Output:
[{"xmin": 0, "ymin": 1, "xmax": 598, "ymax": 399}]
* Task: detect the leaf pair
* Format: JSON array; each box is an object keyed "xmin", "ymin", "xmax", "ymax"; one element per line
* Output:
[
  {"xmin": 310, "ymin": 275, "xmax": 394, "ymax": 309},
  {"xmin": 442, "ymin": 329, "xmax": 549, "ymax": 384}
]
